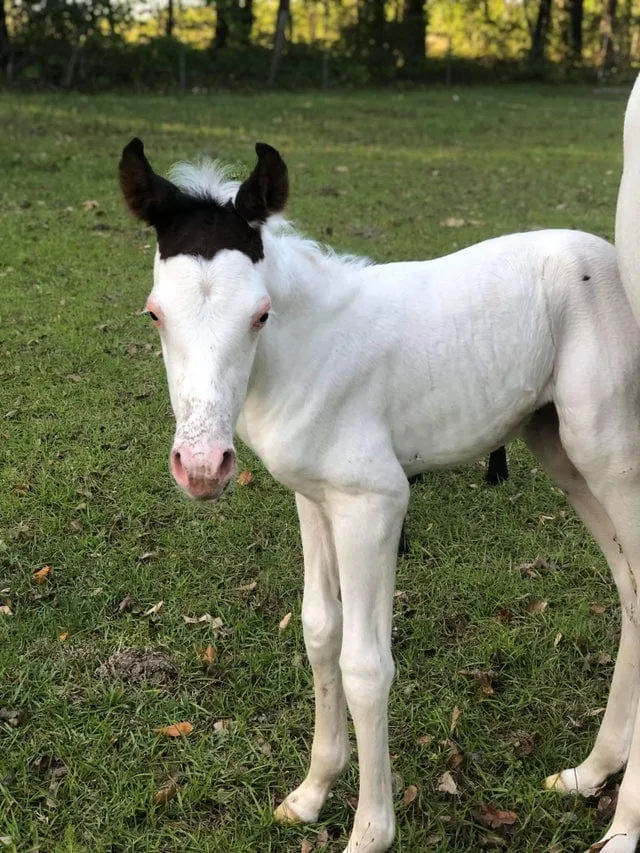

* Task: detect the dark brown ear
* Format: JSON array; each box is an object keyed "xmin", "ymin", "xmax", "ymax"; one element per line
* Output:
[
  {"xmin": 235, "ymin": 143, "xmax": 289, "ymax": 224},
  {"xmin": 119, "ymin": 138, "xmax": 180, "ymax": 229}
]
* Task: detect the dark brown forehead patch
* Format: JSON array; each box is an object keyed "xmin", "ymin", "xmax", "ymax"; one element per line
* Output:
[{"xmin": 157, "ymin": 198, "xmax": 264, "ymax": 263}]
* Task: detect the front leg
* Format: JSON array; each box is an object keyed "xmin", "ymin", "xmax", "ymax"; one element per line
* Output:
[
  {"xmin": 331, "ymin": 477, "xmax": 409, "ymax": 853},
  {"xmin": 275, "ymin": 494, "xmax": 350, "ymax": 824}
]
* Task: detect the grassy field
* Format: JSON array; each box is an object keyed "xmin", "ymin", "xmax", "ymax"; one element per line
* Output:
[{"xmin": 0, "ymin": 85, "xmax": 633, "ymax": 853}]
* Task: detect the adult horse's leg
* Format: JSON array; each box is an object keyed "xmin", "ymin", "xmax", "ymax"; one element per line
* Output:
[
  {"xmin": 522, "ymin": 405, "xmax": 640, "ymax": 804},
  {"xmin": 275, "ymin": 494, "xmax": 350, "ymax": 824},
  {"xmin": 330, "ymin": 470, "xmax": 409, "ymax": 853}
]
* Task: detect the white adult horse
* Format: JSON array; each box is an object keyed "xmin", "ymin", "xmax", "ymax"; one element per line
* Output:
[{"xmin": 119, "ymin": 79, "xmax": 640, "ymax": 853}]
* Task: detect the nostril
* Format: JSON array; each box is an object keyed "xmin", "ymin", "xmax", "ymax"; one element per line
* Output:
[
  {"xmin": 219, "ymin": 449, "xmax": 235, "ymax": 480},
  {"xmin": 171, "ymin": 449, "xmax": 187, "ymax": 483}
]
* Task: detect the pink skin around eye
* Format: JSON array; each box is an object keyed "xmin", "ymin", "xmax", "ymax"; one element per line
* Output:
[
  {"xmin": 252, "ymin": 299, "xmax": 272, "ymax": 330},
  {"xmin": 145, "ymin": 298, "xmax": 163, "ymax": 327}
]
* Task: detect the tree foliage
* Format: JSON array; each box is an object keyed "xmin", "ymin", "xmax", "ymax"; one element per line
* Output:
[{"xmin": 3, "ymin": 0, "xmax": 640, "ymax": 88}]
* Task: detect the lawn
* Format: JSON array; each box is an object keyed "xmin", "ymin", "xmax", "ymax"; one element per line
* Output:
[{"xmin": 0, "ymin": 85, "xmax": 632, "ymax": 852}]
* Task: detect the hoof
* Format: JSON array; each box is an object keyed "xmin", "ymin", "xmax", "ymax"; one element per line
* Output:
[
  {"xmin": 274, "ymin": 800, "xmax": 304, "ymax": 824},
  {"xmin": 544, "ymin": 772, "xmax": 570, "ymax": 793}
]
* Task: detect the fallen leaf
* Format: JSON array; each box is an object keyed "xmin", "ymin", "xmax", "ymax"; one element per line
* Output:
[
  {"xmin": 117, "ymin": 594, "xmax": 136, "ymax": 614},
  {"xmin": 213, "ymin": 718, "xmax": 233, "ymax": 733},
  {"xmin": 155, "ymin": 721, "xmax": 193, "ymax": 737},
  {"xmin": 200, "ymin": 645, "xmax": 216, "ymax": 665},
  {"xmin": 234, "ymin": 580, "xmax": 257, "ymax": 592},
  {"xmin": 449, "ymin": 705, "xmax": 462, "ymax": 735},
  {"xmin": 417, "ymin": 733, "xmax": 434, "ymax": 746},
  {"xmin": 152, "ymin": 774, "xmax": 180, "ymax": 805},
  {"xmin": 33, "ymin": 565, "xmax": 52, "ymax": 584},
  {"xmin": 183, "ymin": 613, "xmax": 223, "ymax": 630},
  {"xmin": 334, "ymin": 165, "xmax": 349, "ymax": 173},
  {"xmin": 554, "ymin": 631, "xmax": 563, "ymax": 647},
  {"xmin": 301, "ymin": 841, "xmax": 314, "ymax": 853},
  {"xmin": 437, "ymin": 770, "xmax": 458, "ymax": 795},
  {"xmin": 316, "ymin": 828, "xmax": 329, "ymax": 845},
  {"xmin": 237, "ymin": 469, "xmax": 254, "ymax": 486},
  {"xmin": 139, "ymin": 550, "xmax": 161, "ymax": 561},
  {"xmin": 82, "ymin": 199, "xmax": 99, "ymax": 211},
  {"xmin": 425, "ymin": 835, "xmax": 442, "ymax": 847},
  {"xmin": 441, "ymin": 216, "xmax": 466, "ymax": 227},
  {"xmin": 403, "ymin": 784, "xmax": 418, "ymax": 806},
  {"xmin": 526, "ymin": 599, "xmax": 548, "ymax": 614},
  {"xmin": 0, "ymin": 605, "xmax": 13, "ymax": 616},
  {"xmin": 59, "ymin": 631, "xmax": 68, "ymax": 642},
  {"xmin": 590, "ymin": 603, "xmax": 607, "ymax": 615},
  {"xmin": 346, "ymin": 794, "xmax": 358, "ymax": 810},
  {"xmin": 473, "ymin": 803, "xmax": 519, "ymax": 830},
  {"xmin": 279, "ymin": 612, "xmax": 292, "ymax": 631},
  {"xmin": 144, "ymin": 601, "xmax": 164, "ymax": 617},
  {"xmin": 517, "ymin": 556, "xmax": 554, "ymax": 578},
  {"xmin": 458, "ymin": 668, "xmax": 495, "ymax": 695}
]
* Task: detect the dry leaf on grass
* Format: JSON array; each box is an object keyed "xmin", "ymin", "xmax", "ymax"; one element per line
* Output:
[
  {"xmin": 152, "ymin": 774, "xmax": 180, "ymax": 806},
  {"xmin": 473, "ymin": 803, "xmax": 519, "ymax": 830},
  {"xmin": 234, "ymin": 581, "xmax": 257, "ymax": 592},
  {"xmin": 403, "ymin": 784, "xmax": 418, "ymax": 806},
  {"xmin": 437, "ymin": 771, "xmax": 458, "ymax": 795},
  {"xmin": 82, "ymin": 200, "xmax": 99, "ymax": 211},
  {"xmin": 590, "ymin": 603, "xmax": 607, "ymax": 615},
  {"xmin": 183, "ymin": 613, "xmax": 223, "ymax": 630},
  {"xmin": 449, "ymin": 705, "xmax": 462, "ymax": 735},
  {"xmin": 117, "ymin": 594, "xmax": 136, "ymax": 614},
  {"xmin": 144, "ymin": 601, "xmax": 164, "ymax": 617},
  {"xmin": 33, "ymin": 565, "xmax": 52, "ymax": 584},
  {"xmin": 155, "ymin": 721, "xmax": 193, "ymax": 738},
  {"xmin": 417, "ymin": 733, "xmax": 433, "ymax": 746},
  {"xmin": 301, "ymin": 841, "xmax": 315, "ymax": 853},
  {"xmin": 458, "ymin": 668, "xmax": 495, "ymax": 695},
  {"xmin": 0, "ymin": 605, "xmax": 13, "ymax": 616},
  {"xmin": 213, "ymin": 718, "xmax": 233, "ymax": 733},
  {"xmin": 279, "ymin": 612, "xmax": 292, "ymax": 631},
  {"xmin": 59, "ymin": 631, "xmax": 69, "ymax": 642},
  {"xmin": 199, "ymin": 645, "xmax": 216, "ymax": 665},
  {"xmin": 554, "ymin": 631, "xmax": 563, "ymax": 647},
  {"xmin": 526, "ymin": 599, "xmax": 548, "ymax": 614},
  {"xmin": 237, "ymin": 469, "xmax": 254, "ymax": 486}
]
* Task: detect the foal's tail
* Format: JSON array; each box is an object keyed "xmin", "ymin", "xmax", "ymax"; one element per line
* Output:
[{"xmin": 616, "ymin": 75, "xmax": 640, "ymax": 324}]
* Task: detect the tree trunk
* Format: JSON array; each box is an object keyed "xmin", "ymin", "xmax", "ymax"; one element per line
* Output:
[
  {"xmin": 601, "ymin": 0, "xmax": 618, "ymax": 72},
  {"xmin": 214, "ymin": 1, "xmax": 229, "ymax": 49},
  {"xmin": 566, "ymin": 0, "xmax": 583, "ymax": 60},
  {"xmin": 530, "ymin": 0, "xmax": 553, "ymax": 65},
  {"xmin": 166, "ymin": 0, "xmax": 174, "ymax": 37},
  {"xmin": 0, "ymin": 0, "xmax": 9, "ymax": 70},
  {"xmin": 403, "ymin": 0, "xmax": 426, "ymax": 59},
  {"xmin": 268, "ymin": 0, "xmax": 290, "ymax": 85}
]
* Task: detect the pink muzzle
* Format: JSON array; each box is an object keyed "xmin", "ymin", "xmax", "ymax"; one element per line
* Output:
[{"xmin": 170, "ymin": 443, "xmax": 236, "ymax": 500}]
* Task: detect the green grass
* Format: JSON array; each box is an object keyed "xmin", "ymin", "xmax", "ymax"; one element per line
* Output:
[{"xmin": 0, "ymin": 85, "xmax": 632, "ymax": 852}]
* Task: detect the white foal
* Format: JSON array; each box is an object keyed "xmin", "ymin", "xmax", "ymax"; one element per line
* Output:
[{"xmin": 119, "ymin": 79, "xmax": 640, "ymax": 852}]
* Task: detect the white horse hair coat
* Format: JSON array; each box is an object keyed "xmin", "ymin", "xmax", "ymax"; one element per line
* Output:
[{"xmin": 119, "ymin": 79, "xmax": 640, "ymax": 852}]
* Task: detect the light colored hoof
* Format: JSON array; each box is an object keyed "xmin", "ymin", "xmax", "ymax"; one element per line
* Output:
[
  {"xmin": 587, "ymin": 833, "xmax": 636, "ymax": 853},
  {"xmin": 274, "ymin": 800, "xmax": 303, "ymax": 824},
  {"xmin": 544, "ymin": 772, "xmax": 570, "ymax": 793}
]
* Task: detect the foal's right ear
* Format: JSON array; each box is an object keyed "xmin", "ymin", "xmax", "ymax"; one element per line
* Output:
[
  {"xmin": 119, "ymin": 138, "xmax": 180, "ymax": 229},
  {"xmin": 235, "ymin": 143, "xmax": 289, "ymax": 224}
]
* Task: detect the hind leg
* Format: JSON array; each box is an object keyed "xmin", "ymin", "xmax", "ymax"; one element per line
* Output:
[{"xmin": 522, "ymin": 406, "xmax": 640, "ymax": 800}]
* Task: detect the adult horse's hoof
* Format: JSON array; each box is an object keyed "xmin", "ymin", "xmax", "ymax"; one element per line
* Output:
[{"xmin": 274, "ymin": 800, "xmax": 304, "ymax": 824}]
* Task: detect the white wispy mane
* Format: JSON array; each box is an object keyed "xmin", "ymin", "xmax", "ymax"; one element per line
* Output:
[{"xmin": 168, "ymin": 157, "xmax": 371, "ymax": 276}]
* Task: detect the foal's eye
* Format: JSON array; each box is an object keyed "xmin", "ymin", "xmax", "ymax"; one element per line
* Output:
[
  {"xmin": 148, "ymin": 311, "xmax": 159, "ymax": 322},
  {"xmin": 258, "ymin": 313, "xmax": 269, "ymax": 324}
]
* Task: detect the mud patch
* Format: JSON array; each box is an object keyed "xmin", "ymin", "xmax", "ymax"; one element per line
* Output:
[{"xmin": 94, "ymin": 648, "xmax": 179, "ymax": 690}]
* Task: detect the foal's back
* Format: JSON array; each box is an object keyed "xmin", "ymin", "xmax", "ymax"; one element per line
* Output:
[{"xmin": 348, "ymin": 229, "xmax": 627, "ymax": 473}]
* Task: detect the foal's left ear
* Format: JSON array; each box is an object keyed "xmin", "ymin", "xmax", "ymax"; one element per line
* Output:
[{"xmin": 235, "ymin": 143, "xmax": 289, "ymax": 224}]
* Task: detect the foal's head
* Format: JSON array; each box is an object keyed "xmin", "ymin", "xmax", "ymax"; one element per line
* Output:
[{"xmin": 119, "ymin": 139, "xmax": 288, "ymax": 499}]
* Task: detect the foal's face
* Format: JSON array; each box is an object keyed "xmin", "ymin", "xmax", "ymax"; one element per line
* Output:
[
  {"xmin": 149, "ymin": 249, "xmax": 271, "ymax": 499},
  {"xmin": 119, "ymin": 138, "xmax": 288, "ymax": 500}
]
